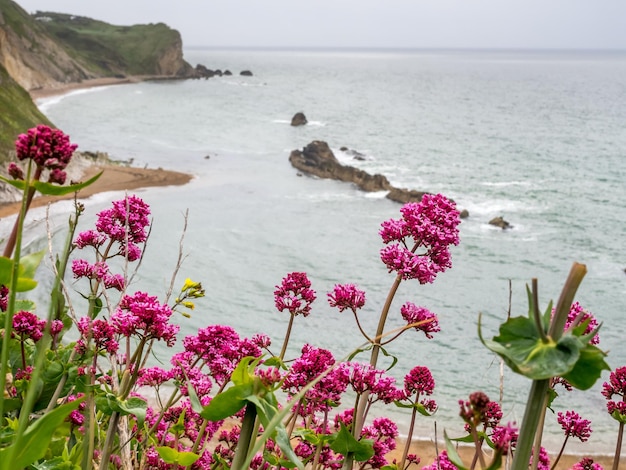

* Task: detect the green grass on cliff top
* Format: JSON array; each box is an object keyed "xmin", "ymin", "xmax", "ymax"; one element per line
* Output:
[
  {"xmin": 34, "ymin": 12, "xmax": 183, "ymax": 76},
  {"xmin": 0, "ymin": 65, "xmax": 52, "ymax": 163}
]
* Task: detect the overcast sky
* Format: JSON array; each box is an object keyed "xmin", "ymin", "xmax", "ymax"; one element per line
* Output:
[{"xmin": 14, "ymin": 0, "xmax": 626, "ymax": 50}]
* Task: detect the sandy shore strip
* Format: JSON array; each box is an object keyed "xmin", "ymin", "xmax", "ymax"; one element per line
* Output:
[
  {"xmin": 385, "ymin": 437, "xmax": 618, "ymax": 469},
  {"xmin": 0, "ymin": 164, "xmax": 192, "ymax": 220},
  {"xmin": 29, "ymin": 75, "xmax": 183, "ymax": 100}
]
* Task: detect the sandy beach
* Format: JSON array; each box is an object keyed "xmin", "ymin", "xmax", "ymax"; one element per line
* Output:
[{"xmin": 2, "ymin": 78, "xmax": 619, "ymax": 470}]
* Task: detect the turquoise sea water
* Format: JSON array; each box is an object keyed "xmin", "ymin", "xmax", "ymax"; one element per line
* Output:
[{"xmin": 8, "ymin": 48, "xmax": 626, "ymax": 453}]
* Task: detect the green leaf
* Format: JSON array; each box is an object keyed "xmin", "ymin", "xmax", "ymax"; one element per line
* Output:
[
  {"xmin": 443, "ymin": 431, "xmax": 469, "ymax": 470},
  {"xmin": 31, "ymin": 456, "xmax": 81, "ymax": 469},
  {"xmin": 200, "ymin": 383, "xmax": 252, "ymax": 421},
  {"xmin": 118, "ymin": 397, "xmax": 148, "ymax": 427},
  {"xmin": 561, "ymin": 344, "xmax": 610, "ymax": 390},
  {"xmin": 156, "ymin": 446, "xmax": 200, "ymax": 465},
  {"xmin": 230, "ymin": 356, "xmax": 258, "ymax": 386},
  {"xmin": 0, "ymin": 175, "xmax": 27, "ymax": 190},
  {"xmin": 479, "ymin": 315, "xmax": 583, "ymax": 380},
  {"xmin": 329, "ymin": 423, "xmax": 375, "ymax": 462},
  {"xmin": 0, "ymin": 252, "xmax": 44, "ymax": 292},
  {"xmin": 0, "ymin": 397, "xmax": 84, "ymax": 470},
  {"xmin": 33, "ymin": 171, "xmax": 102, "ymax": 196}
]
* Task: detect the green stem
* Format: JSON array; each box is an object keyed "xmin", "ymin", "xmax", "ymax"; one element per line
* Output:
[
  {"xmin": 399, "ymin": 406, "xmax": 417, "ymax": 470},
  {"xmin": 0, "ymin": 161, "xmax": 34, "ymax": 420},
  {"xmin": 279, "ymin": 313, "xmax": 295, "ymax": 361},
  {"xmin": 550, "ymin": 435, "xmax": 569, "ymax": 470},
  {"xmin": 231, "ymin": 402, "xmax": 258, "ymax": 470},
  {"xmin": 511, "ymin": 379, "xmax": 550, "ymax": 470},
  {"xmin": 612, "ymin": 420, "xmax": 624, "ymax": 470}
]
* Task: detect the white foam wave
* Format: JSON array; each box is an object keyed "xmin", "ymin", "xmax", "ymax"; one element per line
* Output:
[
  {"xmin": 36, "ymin": 86, "xmax": 113, "ymax": 112},
  {"xmin": 481, "ymin": 180, "xmax": 533, "ymax": 188}
]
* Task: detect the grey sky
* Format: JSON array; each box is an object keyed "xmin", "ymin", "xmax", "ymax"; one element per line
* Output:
[{"xmin": 14, "ymin": 0, "xmax": 626, "ymax": 50}]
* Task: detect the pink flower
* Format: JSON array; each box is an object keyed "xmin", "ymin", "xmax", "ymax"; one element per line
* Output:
[
  {"xmin": 111, "ymin": 291, "xmax": 178, "ymax": 345},
  {"xmin": 557, "ymin": 301, "xmax": 600, "ymax": 344},
  {"xmin": 403, "ymin": 365, "xmax": 435, "ymax": 397},
  {"xmin": 421, "ymin": 451, "xmax": 457, "ymax": 470},
  {"xmin": 492, "ymin": 423, "xmax": 518, "ymax": 453},
  {"xmin": 274, "ymin": 272, "xmax": 316, "ymax": 317},
  {"xmin": 12, "ymin": 310, "xmax": 46, "ymax": 342},
  {"xmin": 0, "ymin": 285, "xmax": 8, "ymax": 312},
  {"xmin": 282, "ymin": 345, "xmax": 349, "ymax": 414},
  {"xmin": 15, "ymin": 125, "xmax": 77, "ymax": 169},
  {"xmin": 572, "ymin": 457, "xmax": 604, "ymax": 470},
  {"xmin": 77, "ymin": 316, "xmax": 119, "ymax": 354},
  {"xmin": 347, "ymin": 362, "xmax": 401, "ymax": 404},
  {"xmin": 327, "ymin": 283, "xmax": 366, "ymax": 312},
  {"xmin": 95, "ymin": 195, "xmax": 151, "ymax": 246},
  {"xmin": 557, "ymin": 410, "xmax": 592, "ymax": 442},
  {"xmin": 400, "ymin": 302, "xmax": 440, "ymax": 338},
  {"xmin": 602, "ymin": 366, "xmax": 626, "ymax": 420},
  {"xmin": 380, "ymin": 194, "xmax": 460, "ymax": 284}
]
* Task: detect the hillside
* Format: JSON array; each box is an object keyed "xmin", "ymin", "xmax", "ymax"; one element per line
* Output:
[
  {"xmin": 0, "ymin": 0, "xmax": 194, "ymax": 160},
  {"xmin": 31, "ymin": 12, "xmax": 193, "ymax": 77},
  {"xmin": 0, "ymin": 64, "xmax": 53, "ymax": 160}
]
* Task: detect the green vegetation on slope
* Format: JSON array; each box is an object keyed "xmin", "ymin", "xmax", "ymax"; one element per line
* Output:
[
  {"xmin": 33, "ymin": 12, "xmax": 185, "ymax": 76},
  {"xmin": 0, "ymin": 64, "xmax": 52, "ymax": 162}
]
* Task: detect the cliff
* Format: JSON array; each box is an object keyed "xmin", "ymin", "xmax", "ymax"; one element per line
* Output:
[{"xmin": 0, "ymin": 0, "xmax": 194, "ymax": 160}]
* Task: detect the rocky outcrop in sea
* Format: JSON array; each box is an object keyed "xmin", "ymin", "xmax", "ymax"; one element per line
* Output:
[{"xmin": 288, "ymin": 140, "xmax": 428, "ymax": 204}]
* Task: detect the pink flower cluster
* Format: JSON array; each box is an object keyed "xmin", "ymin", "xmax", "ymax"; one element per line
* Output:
[
  {"xmin": 274, "ymin": 272, "xmax": 316, "ymax": 317},
  {"xmin": 602, "ymin": 366, "xmax": 626, "ymax": 419},
  {"xmin": 557, "ymin": 410, "xmax": 592, "ymax": 442},
  {"xmin": 76, "ymin": 317, "xmax": 119, "ymax": 355},
  {"xmin": 111, "ymin": 291, "xmax": 179, "ymax": 346},
  {"xmin": 0, "ymin": 285, "xmax": 8, "ymax": 312},
  {"xmin": 572, "ymin": 457, "xmax": 604, "ymax": 470},
  {"xmin": 11, "ymin": 124, "xmax": 77, "ymax": 184},
  {"xmin": 327, "ymin": 283, "xmax": 366, "ymax": 312},
  {"xmin": 379, "ymin": 194, "xmax": 460, "ymax": 284},
  {"xmin": 71, "ymin": 196, "xmax": 151, "ymax": 291},
  {"xmin": 282, "ymin": 344, "xmax": 349, "ymax": 414},
  {"xmin": 400, "ymin": 302, "xmax": 440, "ymax": 339},
  {"xmin": 12, "ymin": 310, "xmax": 62, "ymax": 343},
  {"xmin": 178, "ymin": 324, "xmax": 263, "ymax": 387},
  {"xmin": 561, "ymin": 301, "xmax": 600, "ymax": 344}
]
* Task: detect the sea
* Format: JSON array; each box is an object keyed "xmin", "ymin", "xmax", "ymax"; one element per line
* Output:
[{"xmin": 6, "ymin": 48, "xmax": 626, "ymax": 454}]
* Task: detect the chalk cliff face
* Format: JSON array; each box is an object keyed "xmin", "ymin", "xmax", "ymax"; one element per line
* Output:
[
  {"xmin": 0, "ymin": 2, "xmax": 94, "ymax": 90},
  {"xmin": 0, "ymin": 1, "xmax": 194, "ymax": 91},
  {"xmin": 0, "ymin": 0, "xmax": 194, "ymax": 159}
]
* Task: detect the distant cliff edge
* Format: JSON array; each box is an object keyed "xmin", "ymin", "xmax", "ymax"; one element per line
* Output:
[{"xmin": 0, "ymin": 0, "xmax": 195, "ymax": 159}]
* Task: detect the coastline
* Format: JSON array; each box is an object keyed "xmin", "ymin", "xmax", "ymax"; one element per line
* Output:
[
  {"xmin": 29, "ymin": 75, "xmax": 165, "ymax": 100},
  {"xmin": 10, "ymin": 78, "xmax": 620, "ymax": 470},
  {"xmin": 0, "ymin": 77, "xmax": 193, "ymax": 220},
  {"xmin": 0, "ymin": 164, "xmax": 192, "ymax": 220}
]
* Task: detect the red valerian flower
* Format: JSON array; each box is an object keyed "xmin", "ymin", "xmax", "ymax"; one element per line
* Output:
[
  {"xmin": 111, "ymin": 291, "xmax": 179, "ymax": 346},
  {"xmin": 557, "ymin": 410, "xmax": 592, "ymax": 442},
  {"xmin": 274, "ymin": 272, "xmax": 316, "ymax": 317},
  {"xmin": 327, "ymin": 283, "xmax": 366, "ymax": 312},
  {"xmin": 400, "ymin": 302, "xmax": 440, "ymax": 338},
  {"xmin": 14, "ymin": 125, "xmax": 77, "ymax": 184},
  {"xmin": 379, "ymin": 194, "xmax": 460, "ymax": 284}
]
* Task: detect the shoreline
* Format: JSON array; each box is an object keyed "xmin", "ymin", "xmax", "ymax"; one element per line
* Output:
[
  {"xmin": 0, "ymin": 77, "xmax": 194, "ymax": 220},
  {"xmin": 0, "ymin": 164, "xmax": 193, "ymax": 220},
  {"xmin": 29, "ymin": 75, "xmax": 171, "ymax": 100}
]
